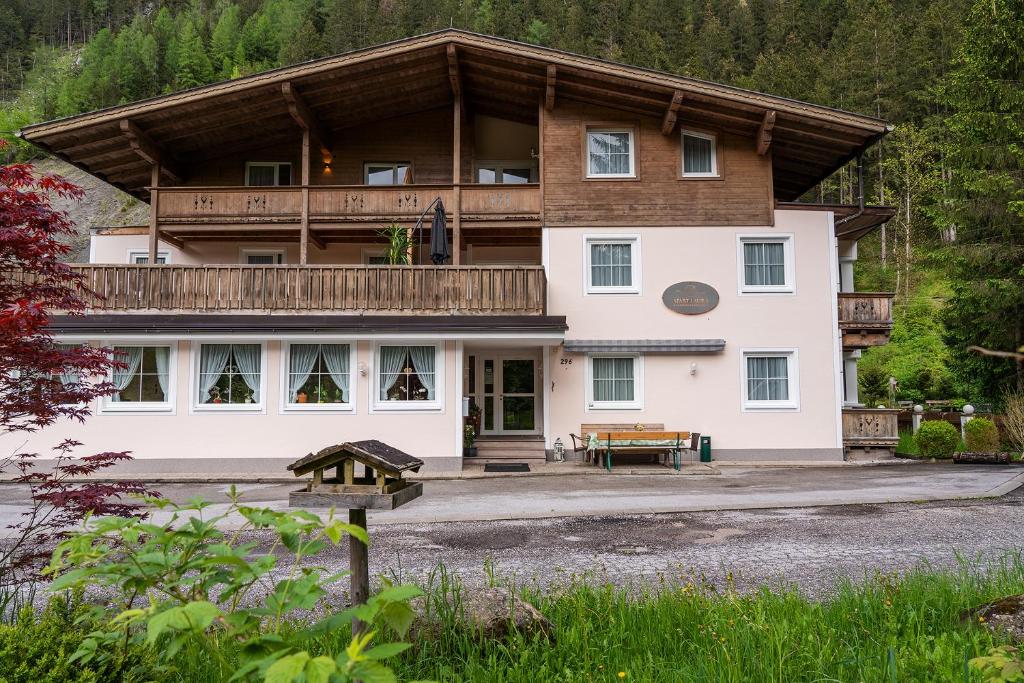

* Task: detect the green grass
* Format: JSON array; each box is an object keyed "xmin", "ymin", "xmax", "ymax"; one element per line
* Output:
[{"xmin": 27, "ymin": 557, "xmax": 1024, "ymax": 682}]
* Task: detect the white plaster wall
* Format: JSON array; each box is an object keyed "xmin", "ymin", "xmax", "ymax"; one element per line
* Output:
[
  {"xmin": 543, "ymin": 209, "xmax": 842, "ymax": 456},
  {"xmin": 4, "ymin": 340, "xmax": 459, "ymax": 464}
]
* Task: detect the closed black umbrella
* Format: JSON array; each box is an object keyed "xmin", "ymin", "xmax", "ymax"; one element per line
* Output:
[{"xmin": 428, "ymin": 199, "xmax": 450, "ymax": 265}]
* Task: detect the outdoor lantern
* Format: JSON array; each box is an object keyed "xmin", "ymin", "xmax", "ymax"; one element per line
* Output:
[{"xmin": 553, "ymin": 437, "xmax": 565, "ymax": 462}]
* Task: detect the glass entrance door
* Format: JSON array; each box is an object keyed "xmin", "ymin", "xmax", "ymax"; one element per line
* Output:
[{"xmin": 476, "ymin": 354, "xmax": 539, "ymax": 435}]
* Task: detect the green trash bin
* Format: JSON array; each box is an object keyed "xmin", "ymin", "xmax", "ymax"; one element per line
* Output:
[{"xmin": 699, "ymin": 435, "xmax": 712, "ymax": 463}]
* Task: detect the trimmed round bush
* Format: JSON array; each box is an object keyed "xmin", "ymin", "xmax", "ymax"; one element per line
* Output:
[
  {"xmin": 915, "ymin": 420, "xmax": 960, "ymax": 458},
  {"xmin": 964, "ymin": 417, "xmax": 1000, "ymax": 452}
]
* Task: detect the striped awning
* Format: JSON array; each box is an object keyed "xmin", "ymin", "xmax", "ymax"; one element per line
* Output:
[{"xmin": 563, "ymin": 339, "xmax": 725, "ymax": 354}]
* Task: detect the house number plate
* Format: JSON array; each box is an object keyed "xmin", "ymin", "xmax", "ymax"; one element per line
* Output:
[{"xmin": 662, "ymin": 281, "xmax": 719, "ymax": 315}]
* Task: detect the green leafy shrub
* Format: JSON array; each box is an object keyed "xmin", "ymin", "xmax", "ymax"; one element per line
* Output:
[
  {"xmin": 0, "ymin": 593, "xmax": 153, "ymax": 682},
  {"xmin": 915, "ymin": 420, "xmax": 960, "ymax": 458},
  {"xmin": 47, "ymin": 488, "xmax": 421, "ymax": 683},
  {"xmin": 965, "ymin": 417, "xmax": 1001, "ymax": 452}
]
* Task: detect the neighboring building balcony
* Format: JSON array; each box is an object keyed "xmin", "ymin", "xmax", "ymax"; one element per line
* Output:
[
  {"xmin": 838, "ymin": 292, "xmax": 895, "ymax": 350},
  {"xmin": 842, "ymin": 407, "xmax": 900, "ymax": 452},
  {"xmin": 156, "ymin": 184, "xmax": 541, "ymax": 233},
  {"xmin": 70, "ymin": 263, "xmax": 547, "ymax": 315}
]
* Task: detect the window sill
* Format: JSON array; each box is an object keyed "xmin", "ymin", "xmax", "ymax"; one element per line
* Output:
[
  {"xmin": 193, "ymin": 403, "xmax": 264, "ymax": 413},
  {"xmin": 742, "ymin": 402, "xmax": 799, "ymax": 412},
  {"xmin": 585, "ymin": 288, "xmax": 641, "ymax": 296},
  {"xmin": 372, "ymin": 401, "xmax": 443, "ymax": 413},
  {"xmin": 99, "ymin": 402, "xmax": 174, "ymax": 414},
  {"xmin": 584, "ymin": 174, "xmax": 638, "ymax": 181},
  {"xmin": 739, "ymin": 287, "xmax": 795, "ymax": 295},
  {"xmin": 283, "ymin": 403, "xmax": 355, "ymax": 413},
  {"xmin": 678, "ymin": 174, "xmax": 723, "ymax": 181},
  {"xmin": 587, "ymin": 402, "xmax": 643, "ymax": 411}
]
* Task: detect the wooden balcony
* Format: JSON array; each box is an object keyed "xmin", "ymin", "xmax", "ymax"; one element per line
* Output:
[
  {"xmin": 157, "ymin": 184, "xmax": 541, "ymax": 229},
  {"xmin": 842, "ymin": 408, "xmax": 900, "ymax": 452},
  {"xmin": 71, "ymin": 264, "xmax": 547, "ymax": 315},
  {"xmin": 838, "ymin": 292, "xmax": 895, "ymax": 349}
]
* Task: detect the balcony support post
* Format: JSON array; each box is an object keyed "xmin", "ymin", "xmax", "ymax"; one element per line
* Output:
[
  {"xmin": 300, "ymin": 129, "xmax": 311, "ymax": 264},
  {"xmin": 148, "ymin": 163, "xmax": 160, "ymax": 264},
  {"xmin": 452, "ymin": 92, "xmax": 462, "ymax": 265}
]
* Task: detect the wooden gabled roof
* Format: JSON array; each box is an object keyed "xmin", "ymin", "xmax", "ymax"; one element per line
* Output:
[{"xmin": 19, "ymin": 29, "xmax": 889, "ymax": 202}]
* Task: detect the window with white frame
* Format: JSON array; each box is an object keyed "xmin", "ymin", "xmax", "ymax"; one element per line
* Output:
[
  {"xmin": 738, "ymin": 235, "xmax": 794, "ymax": 293},
  {"xmin": 585, "ymin": 236, "xmax": 640, "ymax": 294},
  {"xmin": 476, "ymin": 163, "xmax": 533, "ymax": 184},
  {"xmin": 128, "ymin": 250, "xmax": 169, "ymax": 264},
  {"xmin": 285, "ymin": 343, "xmax": 353, "ymax": 409},
  {"xmin": 103, "ymin": 344, "xmax": 174, "ymax": 410},
  {"xmin": 681, "ymin": 130, "xmax": 718, "ymax": 177},
  {"xmin": 246, "ymin": 162, "xmax": 291, "ymax": 186},
  {"xmin": 742, "ymin": 350, "xmax": 799, "ymax": 410},
  {"xmin": 375, "ymin": 344, "xmax": 441, "ymax": 407},
  {"xmin": 587, "ymin": 355, "xmax": 642, "ymax": 410},
  {"xmin": 196, "ymin": 343, "xmax": 263, "ymax": 407},
  {"xmin": 364, "ymin": 162, "xmax": 411, "ymax": 185},
  {"xmin": 586, "ymin": 129, "xmax": 635, "ymax": 178}
]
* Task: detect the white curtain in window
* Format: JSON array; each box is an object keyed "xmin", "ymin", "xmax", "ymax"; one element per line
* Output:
[
  {"xmin": 153, "ymin": 346, "xmax": 170, "ymax": 400},
  {"xmin": 109, "ymin": 346, "xmax": 142, "ymax": 402},
  {"xmin": 683, "ymin": 134, "xmax": 714, "ymax": 174},
  {"xmin": 198, "ymin": 344, "xmax": 231, "ymax": 402},
  {"xmin": 592, "ymin": 357, "xmax": 634, "ymax": 402},
  {"xmin": 288, "ymin": 344, "xmax": 320, "ymax": 402},
  {"xmin": 378, "ymin": 346, "xmax": 407, "ymax": 400},
  {"xmin": 232, "ymin": 344, "xmax": 262, "ymax": 400},
  {"xmin": 588, "ymin": 132, "xmax": 631, "ymax": 174},
  {"xmin": 744, "ymin": 242, "xmax": 786, "ymax": 286},
  {"xmin": 408, "ymin": 345, "xmax": 436, "ymax": 399},
  {"xmin": 747, "ymin": 356, "xmax": 789, "ymax": 401},
  {"xmin": 322, "ymin": 344, "xmax": 351, "ymax": 401},
  {"xmin": 56, "ymin": 344, "xmax": 80, "ymax": 387},
  {"xmin": 590, "ymin": 243, "xmax": 632, "ymax": 287}
]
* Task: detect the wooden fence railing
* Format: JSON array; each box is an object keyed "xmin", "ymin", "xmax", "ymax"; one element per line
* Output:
[
  {"xmin": 68, "ymin": 264, "xmax": 547, "ymax": 314},
  {"xmin": 842, "ymin": 408, "xmax": 900, "ymax": 448},
  {"xmin": 838, "ymin": 292, "xmax": 895, "ymax": 349}
]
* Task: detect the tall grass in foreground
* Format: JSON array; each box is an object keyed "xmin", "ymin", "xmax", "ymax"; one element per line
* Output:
[
  {"xmin": 391, "ymin": 556, "xmax": 1024, "ymax": 683},
  {"xmin": 161, "ymin": 556, "xmax": 1024, "ymax": 682}
]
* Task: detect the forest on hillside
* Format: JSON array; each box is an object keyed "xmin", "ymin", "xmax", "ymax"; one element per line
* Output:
[{"xmin": 1, "ymin": 0, "xmax": 1021, "ymax": 404}]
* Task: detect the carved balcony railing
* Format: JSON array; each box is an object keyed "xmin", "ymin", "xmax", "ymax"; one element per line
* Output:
[
  {"xmin": 157, "ymin": 184, "xmax": 541, "ymax": 226},
  {"xmin": 838, "ymin": 292, "xmax": 895, "ymax": 349},
  {"xmin": 69, "ymin": 264, "xmax": 547, "ymax": 315},
  {"xmin": 842, "ymin": 408, "xmax": 900, "ymax": 450}
]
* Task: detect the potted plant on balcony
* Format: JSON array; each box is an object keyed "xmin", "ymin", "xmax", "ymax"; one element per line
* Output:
[{"xmin": 378, "ymin": 223, "xmax": 411, "ymax": 265}]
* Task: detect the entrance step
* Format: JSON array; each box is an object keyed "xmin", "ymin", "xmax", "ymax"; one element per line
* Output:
[{"xmin": 473, "ymin": 436, "xmax": 546, "ymax": 462}]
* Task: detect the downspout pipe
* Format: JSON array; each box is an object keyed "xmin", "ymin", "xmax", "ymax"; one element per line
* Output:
[{"xmin": 835, "ymin": 153, "xmax": 865, "ymax": 228}]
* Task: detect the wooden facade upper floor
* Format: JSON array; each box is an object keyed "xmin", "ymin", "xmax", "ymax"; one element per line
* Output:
[{"xmin": 19, "ymin": 30, "xmax": 891, "ymax": 266}]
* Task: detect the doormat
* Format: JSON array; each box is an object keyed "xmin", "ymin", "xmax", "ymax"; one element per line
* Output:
[{"xmin": 483, "ymin": 463, "xmax": 531, "ymax": 473}]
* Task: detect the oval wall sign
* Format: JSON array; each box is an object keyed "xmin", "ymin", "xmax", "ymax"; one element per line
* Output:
[{"xmin": 662, "ymin": 281, "xmax": 719, "ymax": 315}]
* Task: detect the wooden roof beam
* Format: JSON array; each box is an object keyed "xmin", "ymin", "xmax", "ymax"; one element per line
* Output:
[
  {"xmin": 118, "ymin": 120, "xmax": 182, "ymax": 183},
  {"xmin": 545, "ymin": 65, "xmax": 557, "ymax": 111},
  {"xmin": 281, "ymin": 82, "xmax": 333, "ymax": 164},
  {"xmin": 757, "ymin": 110, "xmax": 777, "ymax": 155},
  {"xmin": 661, "ymin": 90, "xmax": 684, "ymax": 135},
  {"xmin": 447, "ymin": 44, "xmax": 461, "ymax": 97}
]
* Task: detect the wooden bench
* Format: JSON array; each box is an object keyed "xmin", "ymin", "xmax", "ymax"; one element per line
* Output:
[{"xmin": 570, "ymin": 424, "xmax": 700, "ymax": 471}]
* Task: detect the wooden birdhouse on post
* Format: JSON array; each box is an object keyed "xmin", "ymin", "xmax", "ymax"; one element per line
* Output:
[{"xmin": 287, "ymin": 440, "xmax": 423, "ymax": 634}]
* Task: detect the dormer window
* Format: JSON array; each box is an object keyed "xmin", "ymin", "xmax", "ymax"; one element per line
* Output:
[
  {"xmin": 681, "ymin": 130, "xmax": 718, "ymax": 177},
  {"xmin": 586, "ymin": 129, "xmax": 635, "ymax": 178},
  {"xmin": 245, "ymin": 162, "xmax": 292, "ymax": 186}
]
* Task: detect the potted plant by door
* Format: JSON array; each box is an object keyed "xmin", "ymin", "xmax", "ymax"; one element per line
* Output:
[{"xmin": 463, "ymin": 423, "xmax": 478, "ymax": 458}]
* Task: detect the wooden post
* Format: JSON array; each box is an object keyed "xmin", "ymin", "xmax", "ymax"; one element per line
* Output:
[
  {"xmin": 348, "ymin": 507, "xmax": 369, "ymax": 636},
  {"xmin": 452, "ymin": 93, "xmax": 462, "ymax": 265},
  {"xmin": 148, "ymin": 163, "xmax": 160, "ymax": 264},
  {"xmin": 300, "ymin": 129, "xmax": 310, "ymax": 264}
]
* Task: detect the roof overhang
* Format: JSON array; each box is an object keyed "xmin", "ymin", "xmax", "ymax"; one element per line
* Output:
[
  {"xmin": 19, "ymin": 30, "xmax": 889, "ymax": 202},
  {"xmin": 776, "ymin": 202, "xmax": 897, "ymax": 240}
]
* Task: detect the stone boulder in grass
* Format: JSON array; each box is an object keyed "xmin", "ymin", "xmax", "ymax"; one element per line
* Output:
[
  {"xmin": 962, "ymin": 595, "xmax": 1024, "ymax": 641},
  {"xmin": 414, "ymin": 587, "xmax": 553, "ymax": 641}
]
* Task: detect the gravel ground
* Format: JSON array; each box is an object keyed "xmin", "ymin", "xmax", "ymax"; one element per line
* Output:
[{"xmin": 229, "ymin": 486, "xmax": 1024, "ymax": 601}]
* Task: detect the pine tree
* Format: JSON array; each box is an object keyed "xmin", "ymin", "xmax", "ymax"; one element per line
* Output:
[
  {"xmin": 210, "ymin": 4, "xmax": 241, "ymax": 78},
  {"xmin": 939, "ymin": 0, "xmax": 1024, "ymax": 397},
  {"xmin": 172, "ymin": 17, "xmax": 214, "ymax": 89}
]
